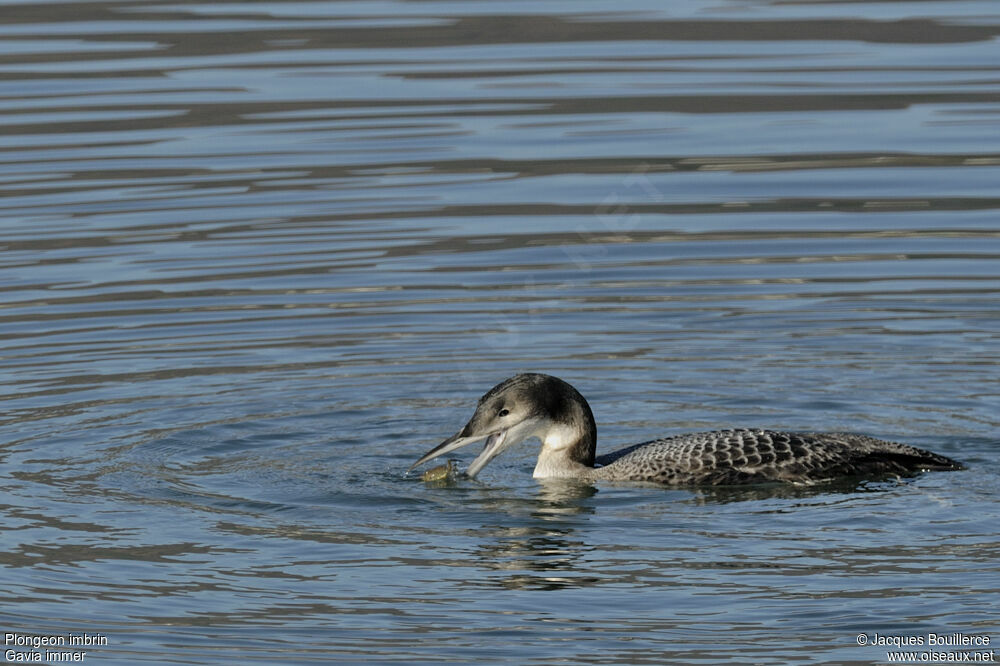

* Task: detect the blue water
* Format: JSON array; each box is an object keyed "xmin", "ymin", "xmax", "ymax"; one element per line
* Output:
[{"xmin": 2, "ymin": 1, "xmax": 999, "ymax": 663}]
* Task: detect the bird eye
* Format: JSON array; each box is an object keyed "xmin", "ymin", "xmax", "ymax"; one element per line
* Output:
[{"xmin": 498, "ymin": 408, "xmax": 510, "ymax": 417}]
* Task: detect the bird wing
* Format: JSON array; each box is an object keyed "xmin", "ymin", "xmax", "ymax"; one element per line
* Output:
[{"xmin": 593, "ymin": 429, "xmax": 961, "ymax": 485}]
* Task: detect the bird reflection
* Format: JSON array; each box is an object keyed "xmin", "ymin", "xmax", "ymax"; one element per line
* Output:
[{"xmin": 459, "ymin": 480, "xmax": 601, "ymax": 591}]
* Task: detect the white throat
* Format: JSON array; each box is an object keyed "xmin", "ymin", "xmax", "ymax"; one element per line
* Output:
[{"xmin": 532, "ymin": 422, "xmax": 589, "ymax": 479}]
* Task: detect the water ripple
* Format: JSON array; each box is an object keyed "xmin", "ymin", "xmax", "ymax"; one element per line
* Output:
[{"xmin": 1, "ymin": 1, "xmax": 999, "ymax": 664}]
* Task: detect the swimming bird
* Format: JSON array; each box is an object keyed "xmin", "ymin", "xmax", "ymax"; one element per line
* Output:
[{"xmin": 408, "ymin": 373, "xmax": 963, "ymax": 485}]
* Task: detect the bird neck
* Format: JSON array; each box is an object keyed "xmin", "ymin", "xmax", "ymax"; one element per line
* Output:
[
  {"xmin": 562, "ymin": 384, "xmax": 598, "ymax": 466},
  {"xmin": 531, "ymin": 391, "xmax": 597, "ymax": 478}
]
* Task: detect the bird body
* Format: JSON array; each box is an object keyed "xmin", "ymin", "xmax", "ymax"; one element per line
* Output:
[{"xmin": 588, "ymin": 429, "xmax": 961, "ymax": 485}]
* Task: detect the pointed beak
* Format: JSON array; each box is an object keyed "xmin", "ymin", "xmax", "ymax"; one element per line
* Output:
[
  {"xmin": 407, "ymin": 430, "xmax": 481, "ymax": 473},
  {"xmin": 466, "ymin": 430, "xmax": 508, "ymax": 478},
  {"xmin": 408, "ymin": 429, "xmax": 509, "ymax": 479}
]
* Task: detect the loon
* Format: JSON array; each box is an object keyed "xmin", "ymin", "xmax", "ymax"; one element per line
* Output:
[{"xmin": 408, "ymin": 373, "xmax": 963, "ymax": 485}]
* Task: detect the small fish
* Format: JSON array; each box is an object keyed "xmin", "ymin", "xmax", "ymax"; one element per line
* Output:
[{"xmin": 421, "ymin": 460, "xmax": 456, "ymax": 483}]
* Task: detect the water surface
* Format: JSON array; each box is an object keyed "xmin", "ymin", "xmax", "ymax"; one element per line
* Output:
[{"xmin": 2, "ymin": 0, "xmax": 999, "ymax": 663}]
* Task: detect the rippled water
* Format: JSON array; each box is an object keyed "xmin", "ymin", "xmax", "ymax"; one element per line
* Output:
[{"xmin": 2, "ymin": 1, "xmax": 999, "ymax": 663}]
